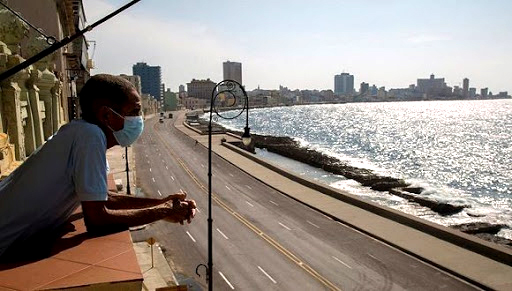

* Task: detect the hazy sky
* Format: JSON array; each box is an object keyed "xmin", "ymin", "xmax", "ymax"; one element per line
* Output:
[{"xmin": 83, "ymin": 0, "xmax": 512, "ymax": 93}]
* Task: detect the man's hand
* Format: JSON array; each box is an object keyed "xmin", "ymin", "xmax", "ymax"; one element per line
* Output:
[
  {"xmin": 163, "ymin": 193, "xmax": 196, "ymax": 225},
  {"xmin": 163, "ymin": 191, "xmax": 188, "ymax": 203}
]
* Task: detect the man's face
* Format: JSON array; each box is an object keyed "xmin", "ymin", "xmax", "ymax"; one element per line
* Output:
[{"xmin": 103, "ymin": 89, "xmax": 142, "ymax": 148}]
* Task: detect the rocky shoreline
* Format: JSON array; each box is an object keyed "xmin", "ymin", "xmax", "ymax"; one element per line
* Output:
[{"xmin": 188, "ymin": 117, "xmax": 511, "ymax": 247}]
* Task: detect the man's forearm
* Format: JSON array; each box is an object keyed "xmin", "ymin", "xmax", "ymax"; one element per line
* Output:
[
  {"xmin": 106, "ymin": 192, "xmax": 169, "ymax": 209},
  {"xmin": 83, "ymin": 202, "xmax": 171, "ymax": 232}
]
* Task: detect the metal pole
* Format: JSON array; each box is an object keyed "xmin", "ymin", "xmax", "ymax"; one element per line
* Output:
[
  {"xmin": 125, "ymin": 146, "xmax": 131, "ymax": 195},
  {"xmin": 207, "ymin": 105, "xmax": 213, "ymax": 291}
]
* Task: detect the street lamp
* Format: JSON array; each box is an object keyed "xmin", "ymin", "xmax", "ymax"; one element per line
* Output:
[{"xmin": 196, "ymin": 80, "xmax": 250, "ymax": 291}]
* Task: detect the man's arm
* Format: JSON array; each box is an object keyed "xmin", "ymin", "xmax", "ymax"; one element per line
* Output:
[
  {"xmin": 81, "ymin": 197, "xmax": 196, "ymax": 234},
  {"xmin": 106, "ymin": 192, "xmax": 183, "ymax": 209}
]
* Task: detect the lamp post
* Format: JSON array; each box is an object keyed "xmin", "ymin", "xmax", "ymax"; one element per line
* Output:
[{"xmin": 196, "ymin": 80, "xmax": 250, "ymax": 291}]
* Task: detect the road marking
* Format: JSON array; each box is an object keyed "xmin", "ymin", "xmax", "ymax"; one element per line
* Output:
[
  {"xmin": 219, "ymin": 271, "xmax": 234, "ymax": 289},
  {"xmin": 225, "ymin": 185, "xmax": 231, "ymax": 191},
  {"xmin": 147, "ymin": 161, "xmax": 150, "ymax": 164},
  {"xmin": 258, "ymin": 266, "xmax": 277, "ymax": 284},
  {"xmin": 196, "ymin": 208, "xmax": 201, "ymax": 213},
  {"xmin": 246, "ymin": 201, "xmax": 254, "ymax": 207},
  {"xmin": 149, "ymin": 168, "xmax": 152, "ymax": 172},
  {"xmin": 278, "ymin": 222, "xmax": 291, "ymax": 230},
  {"xmin": 246, "ymin": 185, "xmax": 252, "ymax": 190},
  {"xmin": 152, "ymin": 177, "xmax": 155, "ymax": 183},
  {"xmin": 171, "ymin": 176, "xmax": 175, "ymax": 181},
  {"xmin": 157, "ymin": 190, "xmax": 162, "ymax": 196},
  {"xmin": 165, "ymin": 165, "xmax": 168, "ymax": 170},
  {"xmin": 186, "ymin": 231, "xmax": 196, "ymax": 243},
  {"xmin": 159, "ymin": 152, "xmax": 161, "ymax": 156},
  {"xmin": 162, "ymin": 159, "xmax": 165, "ymax": 163},
  {"xmin": 332, "ymin": 256, "xmax": 352, "ymax": 269},
  {"xmin": 201, "ymin": 164, "xmax": 205, "ymax": 168},
  {"xmin": 269, "ymin": 200, "xmax": 278, "ymax": 206},
  {"xmin": 145, "ymin": 154, "xmax": 148, "ymax": 157},
  {"xmin": 229, "ymin": 173, "xmax": 234, "ymax": 177},
  {"xmin": 216, "ymin": 228, "xmax": 229, "ymax": 240},
  {"xmin": 368, "ymin": 253, "xmax": 382, "ymax": 263},
  {"xmin": 307, "ymin": 220, "xmax": 320, "ymax": 228},
  {"xmin": 151, "ymin": 122, "xmax": 341, "ymax": 291}
]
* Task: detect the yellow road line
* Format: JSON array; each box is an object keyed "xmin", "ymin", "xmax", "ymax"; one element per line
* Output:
[{"xmin": 152, "ymin": 121, "xmax": 341, "ymax": 291}]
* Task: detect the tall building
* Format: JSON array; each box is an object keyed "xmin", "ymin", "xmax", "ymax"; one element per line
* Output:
[
  {"xmin": 481, "ymin": 88, "xmax": 488, "ymax": 98},
  {"xmin": 417, "ymin": 74, "xmax": 449, "ymax": 97},
  {"xmin": 187, "ymin": 79, "xmax": 217, "ymax": 100},
  {"xmin": 463, "ymin": 78, "xmax": 469, "ymax": 98},
  {"xmin": 334, "ymin": 73, "xmax": 354, "ymax": 95},
  {"xmin": 360, "ymin": 82, "xmax": 369, "ymax": 95},
  {"xmin": 223, "ymin": 61, "xmax": 242, "ymax": 84},
  {"xmin": 132, "ymin": 62, "xmax": 162, "ymax": 100},
  {"xmin": 119, "ymin": 74, "xmax": 142, "ymax": 95},
  {"xmin": 469, "ymin": 87, "xmax": 477, "ymax": 98}
]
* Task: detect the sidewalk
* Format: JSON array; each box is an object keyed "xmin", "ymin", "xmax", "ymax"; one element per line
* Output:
[
  {"xmin": 106, "ymin": 145, "xmax": 181, "ymax": 290},
  {"xmin": 174, "ymin": 110, "xmax": 512, "ymax": 290}
]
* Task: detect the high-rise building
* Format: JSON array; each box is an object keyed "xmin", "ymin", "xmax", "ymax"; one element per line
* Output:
[
  {"xmin": 334, "ymin": 73, "xmax": 354, "ymax": 95},
  {"xmin": 132, "ymin": 62, "xmax": 162, "ymax": 100},
  {"xmin": 223, "ymin": 61, "xmax": 242, "ymax": 84},
  {"xmin": 481, "ymin": 88, "xmax": 488, "ymax": 98},
  {"xmin": 469, "ymin": 87, "xmax": 477, "ymax": 98},
  {"xmin": 463, "ymin": 78, "xmax": 469, "ymax": 98},
  {"xmin": 360, "ymin": 82, "xmax": 369, "ymax": 95}
]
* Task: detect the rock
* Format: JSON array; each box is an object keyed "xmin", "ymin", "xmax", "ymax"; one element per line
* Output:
[
  {"xmin": 473, "ymin": 233, "xmax": 512, "ymax": 247},
  {"xmin": 467, "ymin": 212, "xmax": 486, "ymax": 218},
  {"xmin": 371, "ymin": 181, "xmax": 409, "ymax": 191},
  {"xmin": 389, "ymin": 188, "xmax": 467, "ymax": 216},
  {"xmin": 451, "ymin": 222, "xmax": 505, "ymax": 235},
  {"xmin": 403, "ymin": 187, "xmax": 424, "ymax": 194}
]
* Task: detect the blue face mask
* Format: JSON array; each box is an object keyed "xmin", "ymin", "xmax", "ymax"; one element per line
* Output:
[{"xmin": 108, "ymin": 108, "xmax": 144, "ymax": 147}]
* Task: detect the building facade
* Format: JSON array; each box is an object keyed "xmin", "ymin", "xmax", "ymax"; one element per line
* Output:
[
  {"xmin": 463, "ymin": 78, "xmax": 469, "ymax": 98},
  {"xmin": 163, "ymin": 88, "xmax": 178, "ymax": 111},
  {"xmin": 334, "ymin": 73, "xmax": 354, "ymax": 96},
  {"xmin": 223, "ymin": 61, "xmax": 242, "ymax": 85},
  {"xmin": 132, "ymin": 62, "xmax": 162, "ymax": 100},
  {"xmin": 0, "ymin": 0, "xmax": 90, "ymax": 177},
  {"xmin": 119, "ymin": 74, "xmax": 142, "ymax": 95},
  {"xmin": 187, "ymin": 78, "xmax": 216, "ymax": 100},
  {"xmin": 417, "ymin": 74, "xmax": 450, "ymax": 97}
]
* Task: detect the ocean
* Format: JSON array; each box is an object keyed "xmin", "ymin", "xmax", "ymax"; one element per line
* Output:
[{"xmin": 212, "ymin": 99, "xmax": 512, "ymax": 239}]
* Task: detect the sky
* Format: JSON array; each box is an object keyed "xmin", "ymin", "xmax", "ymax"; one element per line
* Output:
[{"xmin": 83, "ymin": 0, "xmax": 512, "ymax": 93}]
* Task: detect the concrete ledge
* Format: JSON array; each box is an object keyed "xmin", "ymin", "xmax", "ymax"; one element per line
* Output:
[
  {"xmin": 222, "ymin": 141, "xmax": 512, "ymax": 266},
  {"xmin": 182, "ymin": 121, "xmax": 203, "ymax": 134}
]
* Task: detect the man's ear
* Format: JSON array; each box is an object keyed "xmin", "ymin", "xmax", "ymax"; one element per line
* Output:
[{"xmin": 96, "ymin": 105, "xmax": 112, "ymax": 127}]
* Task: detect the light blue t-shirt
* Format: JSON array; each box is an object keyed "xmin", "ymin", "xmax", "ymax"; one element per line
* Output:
[{"xmin": 0, "ymin": 120, "xmax": 108, "ymax": 256}]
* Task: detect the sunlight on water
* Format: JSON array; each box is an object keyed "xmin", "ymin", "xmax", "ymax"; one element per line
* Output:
[{"xmin": 216, "ymin": 100, "xmax": 512, "ymax": 234}]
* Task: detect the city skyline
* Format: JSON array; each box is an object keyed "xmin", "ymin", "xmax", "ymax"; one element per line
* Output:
[{"xmin": 83, "ymin": 0, "xmax": 512, "ymax": 93}]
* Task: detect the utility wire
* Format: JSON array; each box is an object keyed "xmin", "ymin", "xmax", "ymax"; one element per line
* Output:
[
  {"xmin": 0, "ymin": 0, "xmax": 141, "ymax": 81},
  {"xmin": 0, "ymin": 1, "xmax": 56, "ymax": 45}
]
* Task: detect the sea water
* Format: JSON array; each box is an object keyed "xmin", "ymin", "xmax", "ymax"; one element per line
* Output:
[{"xmin": 213, "ymin": 99, "xmax": 512, "ymax": 239}]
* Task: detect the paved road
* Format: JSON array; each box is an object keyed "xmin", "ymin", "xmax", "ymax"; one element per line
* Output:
[{"xmin": 131, "ymin": 115, "xmax": 480, "ymax": 291}]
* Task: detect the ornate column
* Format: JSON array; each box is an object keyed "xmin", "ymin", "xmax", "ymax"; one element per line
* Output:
[
  {"xmin": 51, "ymin": 78, "xmax": 62, "ymax": 131},
  {"xmin": 0, "ymin": 6, "xmax": 29, "ymax": 160},
  {"xmin": 0, "ymin": 50, "xmax": 26, "ymax": 160},
  {"xmin": 25, "ymin": 35, "xmax": 54, "ymax": 146}
]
